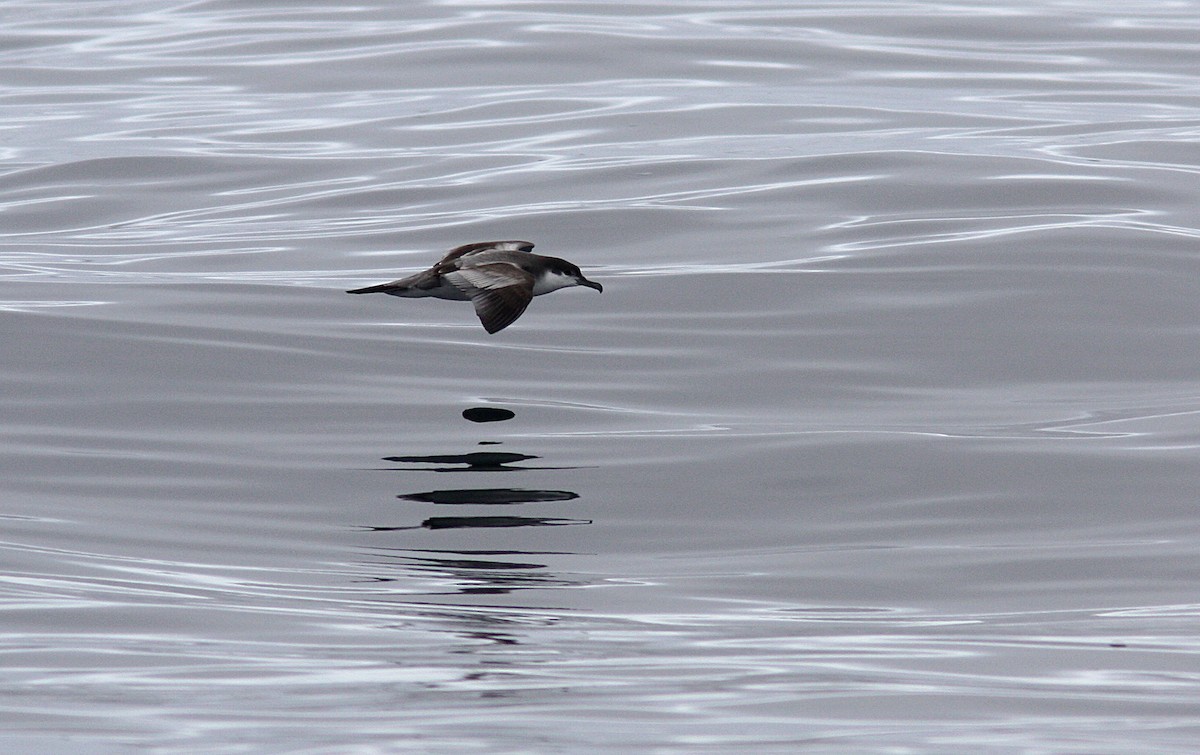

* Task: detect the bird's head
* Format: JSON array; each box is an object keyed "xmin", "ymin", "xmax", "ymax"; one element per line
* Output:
[{"xmin": 534, "ymin": 258, "xmax": 603, "ymax": 295}]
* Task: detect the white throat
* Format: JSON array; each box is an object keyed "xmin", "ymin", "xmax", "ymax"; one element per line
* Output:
[{"xmin": 532, "ymin": 270, "xmax": 577, "ymax": 295}]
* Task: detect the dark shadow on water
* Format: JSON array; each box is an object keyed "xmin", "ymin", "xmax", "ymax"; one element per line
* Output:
[
  {"xmin": 462, "ymin": 407, "xmax": 516, "ymax": 423},
  {"xmin": 382, "ymin": 451, "xmax": 576, "ymax": 472},
  {"xmin": 357, "ymin": 405, "xmax": 593, "ymax": 597},
  {"xmin": 400, "ymin": 488, "xmax": 579, "ymax": 505},
  {"xmin": 368, "ymin": 515, "xmax": 590, "ymax": 531},
  {"xmin": 361, "ymin": 548, "xmax": 592, "ymax": 595}
]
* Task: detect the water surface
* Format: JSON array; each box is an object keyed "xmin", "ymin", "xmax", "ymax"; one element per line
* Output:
[{"xmin": 4, "ymin": 1, "xmax": 1200, "ymax": 751}]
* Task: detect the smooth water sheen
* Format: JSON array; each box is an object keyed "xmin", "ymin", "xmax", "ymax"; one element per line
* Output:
[{"xmin": 5, "ymin": 1, "xmax": 1200, "ymax": 751}]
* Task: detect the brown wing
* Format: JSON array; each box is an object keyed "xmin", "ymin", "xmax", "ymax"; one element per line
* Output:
[
  {"xmin": 450, "ymin": 263, "xmax": 535, "ymax": 333},
  {"xmin": 437, "ymin": 240, "xmax": 535, "ymax": 271},
  {"xmin": 472, "ymin": 284, "xmax": 534, "ymax": 333}
]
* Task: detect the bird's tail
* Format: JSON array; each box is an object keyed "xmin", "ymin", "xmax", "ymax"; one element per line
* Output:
[{"xmin": 346, "ymin": 283, "xmax": 396, "ymax": 294}]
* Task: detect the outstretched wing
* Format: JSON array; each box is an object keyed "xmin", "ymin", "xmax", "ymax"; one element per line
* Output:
[
  {"xmin": 438, "ymin": 240, "xmax": 535, "ymax": 268},
  {"xmin": 447, "ymin": 263, "xmax": 535, "ymax": 334},
  {"xmin": 473, "ymin": 286, "xmax": 534, "ymax": 333}
]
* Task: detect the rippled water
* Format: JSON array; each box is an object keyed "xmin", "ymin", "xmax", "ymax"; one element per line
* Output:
[{"xmin": 5, "ymin": 1, "xmax": 1200, "ymax": 751}]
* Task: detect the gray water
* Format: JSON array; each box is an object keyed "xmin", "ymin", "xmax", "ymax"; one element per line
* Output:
[{"xmin": 5, "ymin": 1, "xmax": 1200, "ymax": 751}]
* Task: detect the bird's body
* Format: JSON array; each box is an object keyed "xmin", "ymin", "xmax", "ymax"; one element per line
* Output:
[{"xmin": 347, "ymin": 241, "xmax": 602, "ymax": 333}]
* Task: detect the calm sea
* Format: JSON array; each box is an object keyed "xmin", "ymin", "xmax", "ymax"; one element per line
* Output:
[{"xmin": 4, "ymin": 1, "xmax": 1200, "ymax": 751}]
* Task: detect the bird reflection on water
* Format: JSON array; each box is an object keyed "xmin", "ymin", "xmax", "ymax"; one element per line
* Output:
[
  {"xmin": 360, "ymin": 406, "xmax": 592, "ymax": 596},
  {"xmin": 383, "ymin": 451, "xmax": 559, "ymax": 473},
  {"xmin": 399, "ymin": 489, "xmax": 578, "ymax": 505}
]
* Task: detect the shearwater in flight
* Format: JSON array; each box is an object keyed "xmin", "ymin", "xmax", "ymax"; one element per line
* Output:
[{"xmin": 347, "ymin": 241, "xmax": 602, "ymax": 333}]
